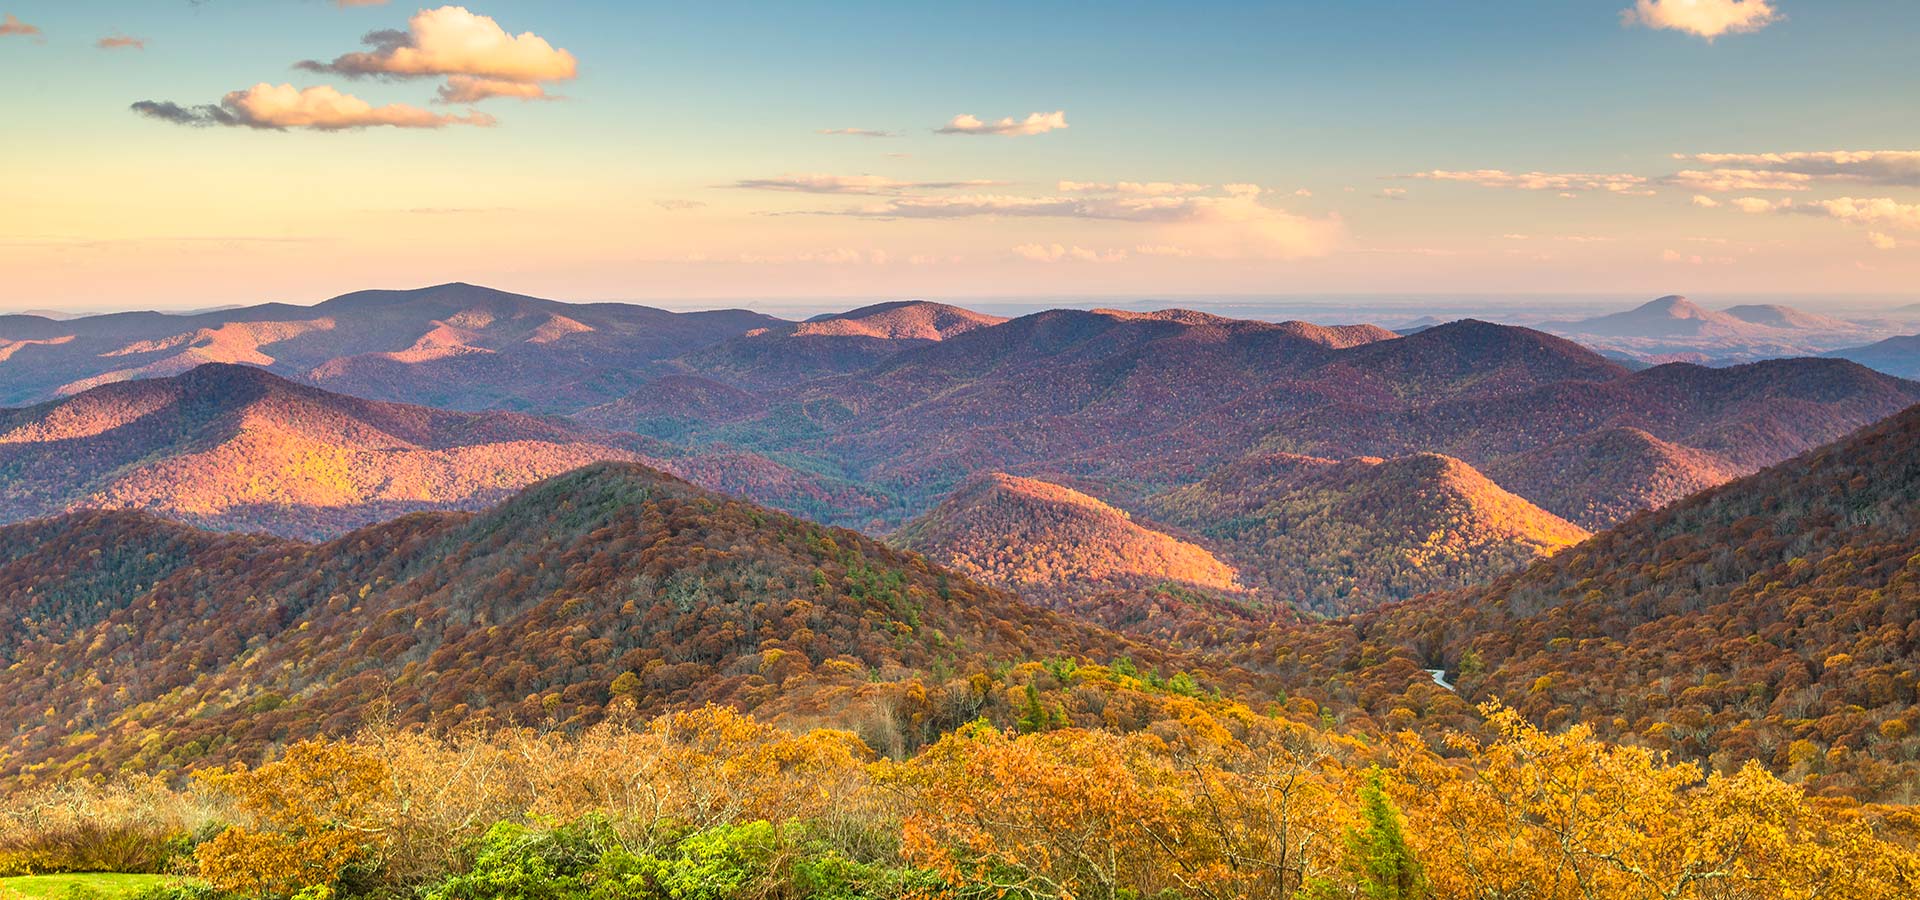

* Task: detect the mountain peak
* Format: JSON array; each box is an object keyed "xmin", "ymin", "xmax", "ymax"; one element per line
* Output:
[
  {"xmin": 897, "ymin": 472, "xmax": 1241, "ymax": 597},
  {"xmin": 792, "ymin": 300, "xmax": 1006, "ymax": 341}
]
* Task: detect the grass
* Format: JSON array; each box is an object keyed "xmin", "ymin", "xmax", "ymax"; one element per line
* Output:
[{"xmin": 0, "ymin": 874, "xmax": 177, "ymax": 900}]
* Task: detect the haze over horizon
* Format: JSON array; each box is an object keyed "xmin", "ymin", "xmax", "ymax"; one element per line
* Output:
[{"xmin": 4, "ymin": 0, "xmax": 1919, "ymax": 310}]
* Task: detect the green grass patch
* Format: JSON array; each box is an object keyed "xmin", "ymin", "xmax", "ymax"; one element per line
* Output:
[{"xmin": 0, "ymin": 874, "xmax": 179, "ymax": 900}]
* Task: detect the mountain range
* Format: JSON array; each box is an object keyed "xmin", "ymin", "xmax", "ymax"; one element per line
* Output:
[
  {"xmin": 0, "ymin": 283, "xmax": 777, "ymax": 412},
  {"xmin": 1242, "ymin": 395, "xmax": 1920, "ymax": 800},
  {"xmin": 1541, "ymin": 295, "xmax": 1898, "ymax": 365},
  {"xmin": 0, "ymin": 363, "xmax": 892, "ymax": 538},
  {"xmin": 5, "ymin": 284, "xmax": 1920, "ymax": 613}
]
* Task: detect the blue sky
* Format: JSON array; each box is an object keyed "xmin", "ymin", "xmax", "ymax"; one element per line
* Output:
[{"xmin": 2, "ymin": 1, "xmax": 1917, "ymax": 310}]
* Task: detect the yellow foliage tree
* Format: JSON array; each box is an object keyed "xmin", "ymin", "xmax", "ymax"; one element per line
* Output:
[{"xmin": 193, "ymin": 740, "xmax": 393, "ymax": 897}]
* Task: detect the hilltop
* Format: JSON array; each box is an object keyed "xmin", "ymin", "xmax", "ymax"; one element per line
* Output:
[{"xmin": 895, "ymin": 472, "xmax": 1242, "ymax": 597}]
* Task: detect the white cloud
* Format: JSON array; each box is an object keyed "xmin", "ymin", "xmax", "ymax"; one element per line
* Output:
[
  {"xmin": 1724, "ymin": 195, "xmax": 1920, "ymax": 231},
  {"xmin": 1058, "ymin": 181, "xmax": 1210, "ymax": 196},
  {"xmin": 133, "ymin": 83, "xmax": 496, "ymax": 130},
  {"xmin": 1867, "ymin": 232, "xmax": 1899, "ymax": 250},
  {"xmin": 1622, "ymin": 0, "xmax": 1780, "ymax": 40},
  {"xmin": 299, "ymin": 5, "xmax": 576, "ymax": 101},
  {"xmin": 1673, "ymin": 150, "xmax": 1920, "ymax": 187},
  {"xmin": 1801, "ymin": 197, "xmax": 1920, "ymax": 231},
  {"xmin": 1730, "ymin": 196, "xmax": 1785, "ymax": 214},
  {"xmin": 1401, "ymin": 169, "xmax": 1653, "ymax": 194},
  {"xmin": 732, "ymin": 173, "xmax": 1000, "ymax": 195},
  {"xmin": 1691, "ymin": 194, "xmax": 1721, "ymax": 208},
  {"xmin": 936, "ymin": 110, "xmax": 1068, "ymax": 136}
]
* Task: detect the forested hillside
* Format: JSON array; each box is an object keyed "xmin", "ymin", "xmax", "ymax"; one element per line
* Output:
[
  {"xmin": 0, "ymin": 462, "xmax": 1153, "ymax": 782},
  {"xmin": 1237, "ymin": 399, "xmax": 1920, "ymax": 802}
]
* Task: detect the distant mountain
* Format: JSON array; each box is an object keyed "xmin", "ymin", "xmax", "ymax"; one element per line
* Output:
[
  {"xmin": 0, "ymin": 364, "xmax": 891, "ymax": 537},
  {"xmin": 0, "ymin": 462, "xmax": 1142, "ymax": 779},
  {"xmin": 1721, "ymin": 304, "xmax": 1860, "ymax": 332},
  {"xmin": 1150, "ymin": 452, "xmax": 1587, "ymax": 613},
  {"xmin": 896, "ymin": 472, "xmax": 1242, "ymax": 597},
  {"xmin": 794, "ymin": 300, "xmax": 1008, "ymax": 341},
  {"xmin": 1543, "ymin": 295, "xmax": 1892, "ymax": 364},
  {"xmin": 1237, "ymin": 356, "xmax": 1920, "ymax": 526},
  {"xmin": 587, "ymin": 308, "xmax": 1919, "ymax": 538},
  {"xmin": 669, "ymin": 301, "xmax": 1008, "ymax": 389},
  {"xmin": 0, "ymin": 283, "xmax": 779, "ymax": 412},
  {"xmin": 1560, "ymin": 295, "xmax": 1769, "ymax": 340},
  {"xmin": 1824, "ymin": 333, "xmax": 1920, "ymax": 379}
]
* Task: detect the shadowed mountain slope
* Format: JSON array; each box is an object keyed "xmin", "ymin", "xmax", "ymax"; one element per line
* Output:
[
  {"xmin": 1150, "ymin": 451, "xmax": 1588, "ymax": 613},
  {"xmin": 0, "ymin": 462, "xmax": 1146, "ymax": 781}
]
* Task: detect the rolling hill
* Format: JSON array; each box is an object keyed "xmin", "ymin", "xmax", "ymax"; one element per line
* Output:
[
  {"xmin": 0, "ymin": 364, "xmax": 892, "ymax": 537},
  {"xmin": 1150, "ymin": 451, "xmax": 1588, "ymax": 613},
  {"xmin": 0, "ymin": 462, "xmax": 1145, "ymax": 781}
]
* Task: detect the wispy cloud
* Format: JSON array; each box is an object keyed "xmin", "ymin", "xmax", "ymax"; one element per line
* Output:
[
  {"xmin": 731, "ymin": 173, "xmax": 1000, "ymax": 195},
  {"xmin": 1672, "ymin": 151, "xmax": 1920, "ymax": 188},
  {"xmin": 1667, "ymin": 168, "xmax": 1811, "ymax": 191},
  {"xmin": 1399, "ymin": 169, "xmax": 1653, "ymax": 194},
  {"xmin": 132, "ymin": 83, "xmax": 496, "ymax": 130},
  {"xmin": 97, "ymin": 34, "xmax": 147, "ymax": 50},
  {"xmin": 1057, "ymin": 181, "xmax": 1209, "ymax": 196},
  {"xmin": 936, "ymin": 110, "xmax": 1068, "ymax": 136},
  {"xmin": 815, "ymin": 184, "xmax": 1342, "ymax": 259},
  {"xmin": 0, "ymin": 13, "xmax": 38, "ymax": 37},
  {"xmin": 1622, "ymin": 0, "xmax": 1780, "ymax": 40},
  {"xmin": 436, "ymin": 75, "xmax": 555, "ymax": 103},
  {"xmin": 817, "ymin": 127, "xmax": 896, "ymax": 137},
  {"xmin": 1011, "ymin": 243, "xmax": 1128, "ymax": 263}
]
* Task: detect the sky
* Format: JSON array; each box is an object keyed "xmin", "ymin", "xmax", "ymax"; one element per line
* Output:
[{"xmin": 2, "ymin": 0, "xmax": 1918, "ymax": 312}]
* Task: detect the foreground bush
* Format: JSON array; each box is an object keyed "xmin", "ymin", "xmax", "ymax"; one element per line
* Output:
[
  {"xmin": 0, "ymin": 777, "xmax": 218, "ymax": 876},
  {"xmin": 8, "ymin": 698, "xmax": 1920, "ymax": 899}
]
